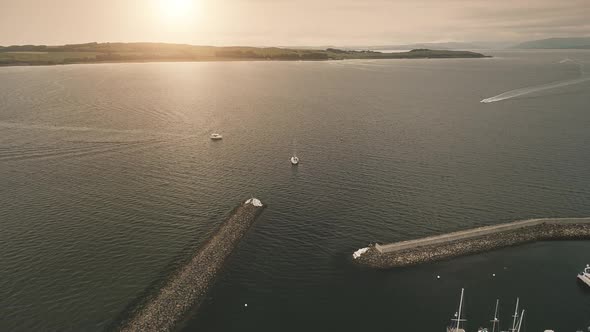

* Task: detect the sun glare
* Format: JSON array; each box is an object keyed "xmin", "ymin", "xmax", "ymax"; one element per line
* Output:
[{"xmin": 156, "ymin": 0, "xmax": 197, "ymax": 23}]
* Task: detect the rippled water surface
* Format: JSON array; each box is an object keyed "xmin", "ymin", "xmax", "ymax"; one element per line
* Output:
[{"xmin": 1, "ymin": 50, "xmax": 590, "ymax": 331}]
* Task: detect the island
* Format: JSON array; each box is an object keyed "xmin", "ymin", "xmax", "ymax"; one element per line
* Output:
[{"xmin": 0, "ymin": 42, "xmax": 489, "ymax": 67}]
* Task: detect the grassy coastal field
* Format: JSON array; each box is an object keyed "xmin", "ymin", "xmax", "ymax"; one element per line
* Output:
[{"xmin": 0, "ymin": 42, "xmax": 488, "ymax": 66}]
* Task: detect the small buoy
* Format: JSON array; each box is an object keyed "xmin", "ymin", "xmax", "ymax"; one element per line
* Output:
[
  {"xmin": 437, "ymin": 275, "xmax": 441, "ymax": 279},
  {"xmin": 244, "ymin": 303, "xmax": 248, "ymax": 307},
  {"xmin": 492, "ymin": 273, "xmax": 496, "ymax": 277}
]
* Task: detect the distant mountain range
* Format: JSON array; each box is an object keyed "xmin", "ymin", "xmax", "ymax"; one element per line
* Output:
[
  {"xmin": 365, "ymin": 42, "xmax": 482, "ymax": 51},
  {"xmin": 290, "ymin": 41, "xmax": 493, "ymax": 51},
  {"xmin": 511, "ymin": 37, "xmax": 590, "ymax": 49},
  {"xmin": 356, "ymin": 38, "xmax": 590, "ymax": 50},
  {"xmin": 369, "ymin": 38, "xmax": 590, "ymax": 50}
]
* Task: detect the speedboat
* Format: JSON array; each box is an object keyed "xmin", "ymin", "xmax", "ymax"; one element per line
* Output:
[
  {"xmin": 210, "ymin": 133, "xmax": 223, "ymax": 140},
  {"xmin": 578, "ymin": 264, "xmax": 590, "ymax": 287},
  {"xmin": 290, "ymin": 156, "xmax": 299, "ymax": 165}
]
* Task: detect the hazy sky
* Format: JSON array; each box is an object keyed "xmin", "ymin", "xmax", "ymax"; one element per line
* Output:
[{"xmin": 0, "ymin": 0, "xmax": 589, "ymax": 46}]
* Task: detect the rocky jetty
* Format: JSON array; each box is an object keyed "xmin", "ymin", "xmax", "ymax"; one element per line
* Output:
[
  {"xmin": 354, "ymin": 218, "xmax": 590, "ymax": 269},
  {"xmin": 118, "ymin": 198, "xmax": 265, "ymax": 332}
]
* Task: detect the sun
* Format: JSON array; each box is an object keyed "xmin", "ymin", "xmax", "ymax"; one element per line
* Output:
[{"xmin": 157, "ymin": 0, "xmax": 197, "ymax": 22}]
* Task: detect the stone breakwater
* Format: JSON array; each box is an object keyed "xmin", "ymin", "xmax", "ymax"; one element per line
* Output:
[
  {"xmin": 118, "ymin": 199, "xmax": 265, "ymax": 332},
  {"xmin": 354, "ymin": 217, "xmax": 590, "ymax": 269}
]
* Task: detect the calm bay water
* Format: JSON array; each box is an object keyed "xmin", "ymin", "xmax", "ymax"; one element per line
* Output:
[{"xmin": 1, "ymin": 50, "xmax": 590, "ymax": 331}]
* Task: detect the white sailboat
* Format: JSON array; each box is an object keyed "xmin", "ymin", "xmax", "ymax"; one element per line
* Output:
[
  {"xmin": 443, "ymin": 293, "xmax": 541, "ymax": 332},
  {"xmin": 290, "ymin": 139, "xmax": 299, "ymax": 165},
  {"xmin": 490, "ymin": 299, "xmax": 500, "ymax": 332},
  {"xmin": 508, "ymin": 298, "xmax": 526, "ymax": 332},
  {"xmin": 447, "ymin": 288, "xmax": 467, "ymax": 332},
  {"xmin": 478, "ymin": 299, "xmax": 500, "ymax": 332},
  {"xmin": 508, "ymin": 298, "xmax": 519, "ymax": 332}
]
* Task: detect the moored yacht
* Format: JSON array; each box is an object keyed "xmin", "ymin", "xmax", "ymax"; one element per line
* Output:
[
  {"xmin": 447, "ymin": 288, "xmax": 467, "ymax": 332},
  {"xmin": 508, "ymin": 298, "xmax": 525, "ymax": 332},
  {"xmin": 489, "ymin": 299, "xmax": 500, "ymax": 332},
  {"xmin": 443, "ymin": 291, "xmax": 555, "ymax": 332},
  {"xmin": 477, "ymin": 299, "xmax": 499, "ymax": 332},
  {"xmin": 578, "ymin": 264, "xmax": 590, "ymax": 287}
]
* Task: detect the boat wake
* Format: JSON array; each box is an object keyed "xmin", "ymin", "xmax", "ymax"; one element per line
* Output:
[
  {"xmin": 0, "ymin": 121, "xmax": 191, "ymax": 138},
  {"xmin": 481, "ymin": 58, "xmax": 589, "ymax": 103},
  {"xmin": 480, "ymin": 76, "xmax": 590, "ymax": 103}
]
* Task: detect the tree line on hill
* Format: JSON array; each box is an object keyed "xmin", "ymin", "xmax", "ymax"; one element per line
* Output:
[{"xmin": 0, "ymin": 42, "xmax": 487, "ymax": 66}]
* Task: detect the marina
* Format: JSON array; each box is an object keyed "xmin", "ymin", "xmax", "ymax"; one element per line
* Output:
[{"xmin": 447, "ymin": 290, "xmax": 526, "ymax": 332}]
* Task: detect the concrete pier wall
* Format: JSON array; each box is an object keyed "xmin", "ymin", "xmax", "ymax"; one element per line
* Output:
[
  {"xmin": 356, "ymin": 217, "xmax": 590, "ymax": 269},
  {"xmin": 375, "ymin": 217, "xmax": 590, "ymax": 254},
  {"xmin": 118, "ymin": 199, "xmax": 265, "ymax": 332}
]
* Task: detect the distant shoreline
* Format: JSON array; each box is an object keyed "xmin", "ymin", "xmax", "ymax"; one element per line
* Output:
[
  {"xmin": 0, "ymin": 56, "xmax": 490, "ymax": 68},
  {"xmin": 0, "ymin": 42, "xmax": 489, "ymax": 67}
]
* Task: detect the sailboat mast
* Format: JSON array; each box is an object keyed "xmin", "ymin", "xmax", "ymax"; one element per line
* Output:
[
  {"xmin": 516, "ymin": 310, "xmax": 525, "ymax": 332},
  {"xmin": 456, "ymin": 288, "xmax": 465, "ymax": 330},
  {"xmin": 490, "ymin": 299, "xmax": 499, "ymax": 332},
  {"xmin": 510, "ymin": 298, "xmax": 520, "ymax": 332}
]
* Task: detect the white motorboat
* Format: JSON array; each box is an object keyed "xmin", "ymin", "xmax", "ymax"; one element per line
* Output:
[
  {"xmin": 578, "ymin": 264, "xmax": 590, "ymax": 287},
  {"xmin": 210, "ymin": 133, "xmax": 223, "ymax": 140}
]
